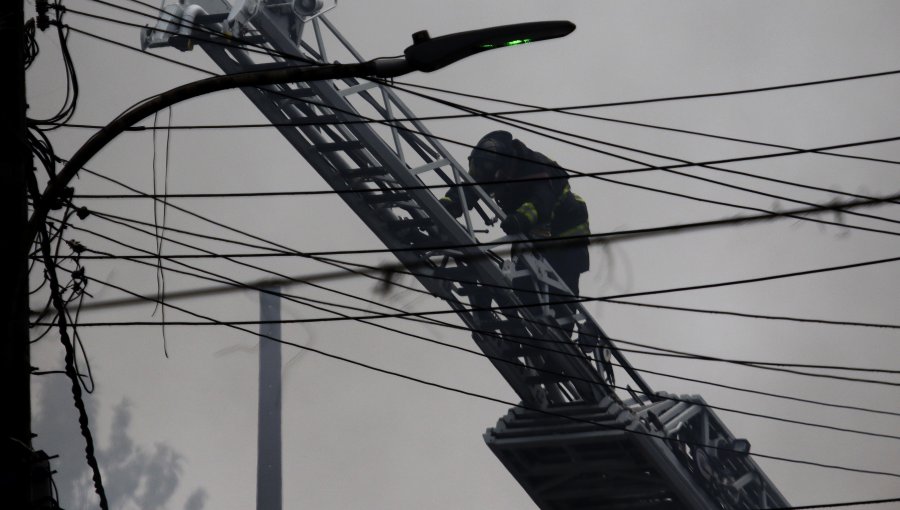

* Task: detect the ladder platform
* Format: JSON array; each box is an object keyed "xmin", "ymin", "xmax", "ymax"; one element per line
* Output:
[{"xmin": 484, "ymin": 404, "xmax": 719, "ymax": 510}]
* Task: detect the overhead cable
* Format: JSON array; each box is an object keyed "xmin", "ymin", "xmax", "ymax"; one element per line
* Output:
[
  {"xmin": 62, "ymin": 211, "xmax": 900, "ymax": 386},
  {"xmin": 48, "ymin": 265, "xmax": 900, "ymax": 480}
]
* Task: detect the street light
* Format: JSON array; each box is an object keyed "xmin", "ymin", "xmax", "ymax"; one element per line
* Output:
[
  {"xmin": 13, "ymin": 17, "xmax": 575, "ymax": 507},
  {"xmin": 27, "ymin": 20, "xmax": 575, "ymax": 244}
]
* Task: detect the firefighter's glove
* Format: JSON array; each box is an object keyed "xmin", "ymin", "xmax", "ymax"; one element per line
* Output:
[
  {"xmin": 440, "ymin": 196, "xmax": 463, "ymax": 218},
  {"xmin": 500, "ymin": 212, "xmax": 528, "ymax": 235}
]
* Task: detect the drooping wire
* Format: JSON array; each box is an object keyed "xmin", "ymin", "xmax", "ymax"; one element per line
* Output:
[
  {"xmin": 380, "ymin": 80, "xmax": 900, "ymax": 230},
  {"xmin": 51, "ymin": 4, "xmax": 900, "ymax": 221},
  {"xmin": 52, "ymin": 241, "xmax": 900, "ymax": 442},
  {"xmin": 388, "ymin": 78, "xmax": 900, "ymax": 169},
  {"xmin": 149, "ymin": 108, "xmax": 173, "ymax": 356},
  {"xmin": 36, "ymin": 222, "xmax": 108, "ymax": 510},
  {"xmin": 38, "ymin": 185, "xmax": 896, "ymax": 420},
  {"xmin": 767, "ymin": 497, "xmax": 900, "ymax": 510},
  {"xmin": 54, "ymin": 162, "xmax": 900, "ymax": 394},
  {"xmin": 29, "ymin": 3, "xmax": 79, "ymax": 131},
  {"xmin": 50, "ymin": 20, "xmax": 900, "ymax": 238},
  {"xmin": 63, "ymin": 0, "xmax": 900, "ymax": 117},
  {"xmin": 46, "ymin": 261, "xmax": 900, "ymax": 480},
  {"xmin": 63, "ymin": 206, "xmax": 900, "ymax": 384},
  {"xmin": 24, "ymin": 17, "xmax": 39, "ymax": 69}
]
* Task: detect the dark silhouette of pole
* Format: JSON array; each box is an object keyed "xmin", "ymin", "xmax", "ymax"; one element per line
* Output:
[
  {"xmin": 257, "ymin": 288, "xmax": 283, "ymax": 510},
  {"xmin": 13, "ymin": 19, "xmax": 574, "ymax": 507},
  {"xmin": 2, "ymin": 0, "xmax": 33, "ymax": 507}
]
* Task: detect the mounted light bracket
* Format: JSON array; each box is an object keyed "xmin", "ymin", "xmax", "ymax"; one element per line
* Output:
[
  {"xmin": 292, "ymin": 0, "xmax": 337, "ymax": 23},
  {"xmin": 403, "ymin": 20, "xmax": 575, "ymax": 72}
]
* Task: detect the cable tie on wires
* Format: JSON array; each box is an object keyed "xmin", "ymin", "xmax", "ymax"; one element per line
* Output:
[
  {"xmin": 36, "ymin": 0, "xmax": 50, "ymax": 30},
  {"xmin": 49, "ymin": 187, "xmax": 74, "ymax": 210},
  {"xmin": 66, "ymin": 239, "xmax": 86, "ymax": 254},
  {"xmin": 76, "ymin": 206, "xmax": 91, "ymax": 220}
]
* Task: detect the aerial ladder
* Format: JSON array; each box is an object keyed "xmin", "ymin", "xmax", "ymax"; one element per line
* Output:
[{"xmin": 142, "ymin": 2, "xmax": 790, "ymax": 508}]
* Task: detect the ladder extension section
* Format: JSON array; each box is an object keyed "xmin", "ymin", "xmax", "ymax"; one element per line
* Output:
[
  {"xmin": 142, "ymin": 3, "xmax": 790, "ymax": 508},
  {"xmin": 144, "ymin": 0, "xmax": 645, "ymax": 409}
]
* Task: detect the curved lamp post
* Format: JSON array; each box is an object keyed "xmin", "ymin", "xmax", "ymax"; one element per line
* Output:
[{"xmin": 26, "ymin": 20, "xmax": 575, "ymax": 245}]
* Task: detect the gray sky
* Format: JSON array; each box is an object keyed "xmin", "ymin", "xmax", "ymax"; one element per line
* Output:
[{"xmin": 27, "ymin": 1, "xmax": 900, "ymax": 509}]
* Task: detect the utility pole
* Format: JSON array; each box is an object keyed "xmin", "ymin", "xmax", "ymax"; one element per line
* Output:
[
  {"xmin": 2, "ymin": 0, "xmax": 33, "ymax": 507},
  {"xmin": 257, "ymin": 288, "xmax": 283, "ymax": 510},
  {"xmin": 17, "ymin": 13, "xmax": 573, "ymax": 507}
]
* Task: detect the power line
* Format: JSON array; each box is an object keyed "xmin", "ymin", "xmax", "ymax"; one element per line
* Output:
[
  {"xmin": 61, "ymin": 165, "xmax": 900, "ymax": 330},
  {"xmin": 52, "ymin": 246, "xmax": 900, "ymax": 420},
  {"xmin": 63, "ymin": 4, "xmax": 900, "ymax": 114},
  {"xmin": 56, "ymin": 24, "xmax": 900, "ymax": 240},
  {"xmin": 60, "ymin": 6, "xmax": 304, "ymax": 65},
  {"xmin": 383, "ymin": 80, "xmax": 900, "ymax": 228},
  {"xmin": 56, "ymin": 247, "xmax": 900, "ymax": 331},
  {"xmin": 53, "ymin": 19, "xmax": 900, "ymax": 212},
  {"xmin": 49, "ymin": 264, "xmax": 900, "ymax": 479},
  {"xmin": 42, "ymin": 224, "xmax": 900, "ymax": 441},
  {"xmin": 37, "ymin": 0, "xmax": 900, "ymax": 498},
  {"xmin": 75, "ymin": 191, "xmax": 900, "ymax": 257},
  {"xmin": 65, "ymin": 25, "xmax": 217, "ymax": 76},
  {"xmin": 40, "ymin": 18, "xmax": 892, "ymax": 382},
  {"xmin": 59, "ymin": 8, "xmax": 900, "ymax": 240},
  {"xmin": 388, "ymin": 79, "xmax": 900, "ymax": 168},
  {"xmin": 76, "ymin": 205, "xmax": 900, "ymax": 340},
  {"xmin": 766, "ymin": 497, "xmax": 900, "ymax": 510},
  {"xmin": 61, "ymin": 211, "xmax": 900, "ymax": 387},
  {"xmin": 54, "ymin": 196, "xmax": 894, "ymax": 385},
  {"xmin": 44, "ymin": 208, "xmax": 900, "ymax": 420}
]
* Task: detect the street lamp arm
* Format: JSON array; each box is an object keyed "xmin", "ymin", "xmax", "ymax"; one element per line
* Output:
[
  {"xmin": 27, "ymin": 20, "xmax": 576, "ymax": 246},
  {"xmin": 26, "ymin": 59, "xmax": 401, "ymax": 244},
  {"xmin": 404, "ymin": 20, "xmax": 576, "ymax": 72}
]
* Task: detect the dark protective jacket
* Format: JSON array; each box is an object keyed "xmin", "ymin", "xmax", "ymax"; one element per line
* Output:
[{"xmin": 441, "ymin": 142, "xmax": 590, "ymax": 275}]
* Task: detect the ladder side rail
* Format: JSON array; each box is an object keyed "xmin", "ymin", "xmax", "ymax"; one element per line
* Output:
[
  {"xmin": 320, "ymin": 95, "xmax": 611, "ymax": 405},
  {"xmin": 306, "ymin": 14, "xmax": 526, "ymax": 228},
  {"xmin": 328, "ymin": 75, "xmax": 491, "ymax": 234},
  {"xmin": 647, "ymin": 393, "xmax": 791, "ymax": 509},
  {"xmin": 332, "ymin": 73, "xmax": 501, "ymax": 229},
  {"xmin": 693, "ymin": 396, "xmax": 791, "ymax": 508},
  {"xmin": 246, "ymin": 11, "xmax": 616, "ymax": 402},
  {"xmin": 328, "ymin": 73, "xmax": 499, "ymax": 229},
  {"xmin": 580, "ymin": 309, "xmax": 657, "ymax": 398},
  {"xmin": 200, "ymin": 42, "xmax": 582, "ymax": 407},
  {"xmin": 195, "ymin": 9, "xmax": 618, "ymax": 406}
]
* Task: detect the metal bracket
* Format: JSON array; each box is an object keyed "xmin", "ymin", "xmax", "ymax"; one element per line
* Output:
[{"xmin": 292, "ymin": 0, "xmax": 337, "ymax": 23}]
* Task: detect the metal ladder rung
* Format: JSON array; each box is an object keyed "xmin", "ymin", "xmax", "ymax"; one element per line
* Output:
[
  {"xmin": 365, "ymin": 192, "xmax": 411, "ymax": 205},
  {"xmin": 338, "ymin": 81, "xmax": 379, "ymax": 97},
  {"xmin": 524, "ymin": 372, "xmax": 573, "ymax": 385},
  {"xmin": 343, "ymin": 167, "xmax": 388, "ymax": 179},
  {"xmin": 296, "ymin": 115, "xmax": 340, "ymax": 125},
  {"xmin": 242, "ymin": 61, "xmax": 302, "ymax": 72},
  {"xmin": 316, "ymin": 140, "xmax": 365, "ymax": 153},
  {"xmin": 392, "ymin": 218, "xmax": 433, "ymax": 229},
  {"xmin": 281, "ymin": 87, "xmax": 317, "ymax": 99},
  {"xmin": 410, "ymin": 158, "xmax": 450, "ymax": 175},
  {"xmin": 194, "ymin": 13, "xmax": 228, "ymax": 24}
]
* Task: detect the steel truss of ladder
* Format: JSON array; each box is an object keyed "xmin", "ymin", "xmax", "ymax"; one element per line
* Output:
[{"xmin": 142, "ymin": 2, "xmax": 790, "ymax": 508}]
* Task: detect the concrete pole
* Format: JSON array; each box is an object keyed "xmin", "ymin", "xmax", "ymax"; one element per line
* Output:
[{"xmin": 257, "ymin": 288, "xmax": 282, "ymax": 510}]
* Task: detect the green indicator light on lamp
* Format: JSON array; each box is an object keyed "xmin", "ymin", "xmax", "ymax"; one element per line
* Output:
[
  {"xmin": 480, "ymin": 38, "xmax": 533, "ymax": 50},
  {"xmin": 504, "ymin": 38, "xmax": 532, "ymax": 46}
]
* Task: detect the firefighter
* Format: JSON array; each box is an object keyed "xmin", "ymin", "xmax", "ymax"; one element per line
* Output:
[{"xmin": 440, "ymin": 130, "xmax": 590, "ymax": 297}]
